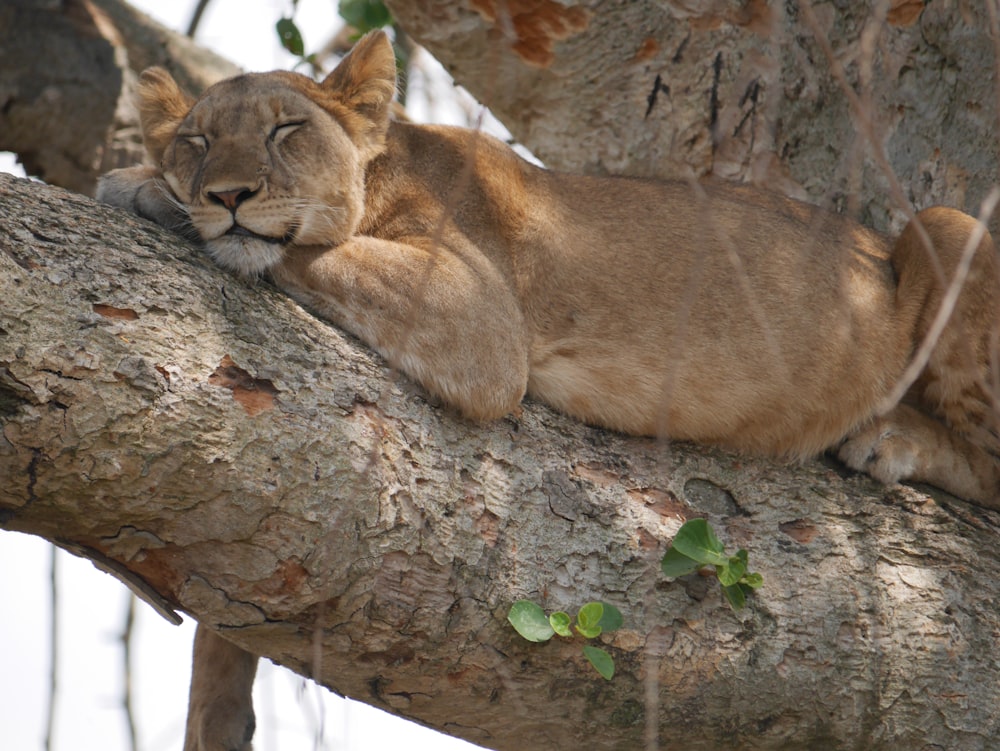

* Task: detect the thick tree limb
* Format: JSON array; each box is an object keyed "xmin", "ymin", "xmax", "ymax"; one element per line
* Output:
[{"xmin": 3, "ymin": 173, "xmax": 1000, "ymax": 749}]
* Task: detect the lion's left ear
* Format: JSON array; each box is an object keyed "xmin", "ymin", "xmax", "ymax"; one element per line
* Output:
[
  {"xmin": 319, "ymin": 30, "xmax": 397, "ymax": 158},
  {"xmin": 137, "ymin": 67, "xmax": 195, "ymax": 165}
]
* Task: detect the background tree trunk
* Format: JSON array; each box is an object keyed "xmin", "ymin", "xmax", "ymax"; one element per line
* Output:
[
  {"xmin": 4, "ymin": 172, "xmax": 1000, "ymax": 750},
  {"xmin": 386, "ymin": 0, "xmax": 1000, "ymax": 233}
]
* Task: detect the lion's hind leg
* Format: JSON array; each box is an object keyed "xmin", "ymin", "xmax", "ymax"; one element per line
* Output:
[
  {"xmin": 841, "ymin": 206, "xmax": 1000, "ymax": 507},
  {"xmin": 183, "ymin": 624, "xmax": 258, "ymax": 751},
  {"xmin": 838, "ymin": 403, "xmax": 1000, "ymax": 507}
]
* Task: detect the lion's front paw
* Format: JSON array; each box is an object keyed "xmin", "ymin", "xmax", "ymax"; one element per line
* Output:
[
  {"xmin": 838, "ymin": 419, "xmax": 918, "ymax": 486},
  {"xmin": 96, "ymin": 165, "xmax": 159, "ymax": 209},
  {"xmin": 97, "ymin": 166, "xmax": 194, "ymax": 236}
]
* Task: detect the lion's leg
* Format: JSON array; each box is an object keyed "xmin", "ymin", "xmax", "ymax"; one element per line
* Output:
[
  {"xmin": 183, "ymin": 624, "xmax": 258, "ymax": 751},
  {"xmin": 96, "ymin": 166, "xmax": 194, "ymax": 237},
  {"xmin": 894, "ymin": 208, "xmax": 1000, "ymax": 444},
  {"xmin": 841, "ymin": 206, "xmax": 1000, "ymax": 505},
  {"xmin": 270, "ymin": 236, "xmax": 531, "ymax": 422},
  {"xmin": 839, "ymin": 403, "xmax": 1000, "ymax": 506}
]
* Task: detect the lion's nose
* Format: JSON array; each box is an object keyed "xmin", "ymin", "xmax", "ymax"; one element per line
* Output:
[{"xmin": 207, "ymin": 187, "xmax": 257, "ymax": 211}]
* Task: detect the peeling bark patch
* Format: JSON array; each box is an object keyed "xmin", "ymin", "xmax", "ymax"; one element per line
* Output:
[
  {"xmin": 278, "ymin": 559, "xmax": 308, "ymax": 591},
  {"xmin": 632, "ymin": 37, "xmax": 660, "ymax": 63},
  {"xmin": 635, "ymin": 526, "xmax": 661, "ymax": 551},
  {"xmin": 689, "ymin": 0, "xmax": 773, "ymax": 34},
  {"xmin": 887, "ymin": 0, "xmax": 924, "ymax": 26},
  {"xmin": 123, "ymin": 544, "xmax": 187, "ymax": 601},
  {"xmin": 779, "ymin": 519, "xmax": 818, "ymax": 544},
  {"xmin": 626, "ymin": 487, "xmax": 686, "ymax": 518},
  {"xmin": 470, "ymin": 0, "xmax": 590, "ymax": 67},
  {"xmin": 208, "ymin": 355, "xmax": 278, "ymax": 416},
  {"xmin": 731, "ymin": 0, "xmax": 774, "ymax": 35},
  {"xmin": 93, "ymin": 303, "xmax": 139, "ymax": 320}
]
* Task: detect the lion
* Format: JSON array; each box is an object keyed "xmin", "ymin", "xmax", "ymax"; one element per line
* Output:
[{"xmin": 98, "ymin": 29, "xmax": 1000, "ymax": 751}]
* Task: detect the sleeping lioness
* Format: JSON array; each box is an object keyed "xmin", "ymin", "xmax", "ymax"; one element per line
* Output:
[{"xmin": 98, "ymin": 29, "xmax": 1000, "ymax": 751}]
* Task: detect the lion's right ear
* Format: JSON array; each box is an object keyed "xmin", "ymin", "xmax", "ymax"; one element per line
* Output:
[
  {"xmin": 137, "ymin": 67, "xmax": 194, "ymax": 164},
  {"xmin": 319, "ymin": 30, "xmax": 397, "ymax": 159}
]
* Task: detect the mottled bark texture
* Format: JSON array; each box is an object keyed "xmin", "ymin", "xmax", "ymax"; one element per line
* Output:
[
  {"xmin": 3, "ymin": 173, "xmax": 1000, "ymax": 750},
  {"xmin": 386, "ymin": 0, "xmax": 1000, "ymax": 233},
  {"xmin": 0, "ymin": 0, "xmax": 238, "ymax": 195}
]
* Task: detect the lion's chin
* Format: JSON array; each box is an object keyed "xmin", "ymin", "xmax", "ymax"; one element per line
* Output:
[{"xmin": 206, "ymin": 235, "xmax": 284, "ymax": 279}]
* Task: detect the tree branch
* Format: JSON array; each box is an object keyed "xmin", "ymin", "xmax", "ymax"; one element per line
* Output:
[{"xmin": 3, "ymin": 173, "xmax": 1000, "ymax": 749}]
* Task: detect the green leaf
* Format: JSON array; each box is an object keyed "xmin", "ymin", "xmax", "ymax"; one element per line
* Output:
[
  {"xmin": 660, "ymin": 545, "xmax": 702, "ymax": 578},
  {"xmin": 575, "ymin": 602, "xmax": 604, "ymax": 638},
  {"xmin": 339, "ymin": 0, "xmax": 392, "ymax": 33},
  {"xmin": 549, "ymin": 611, "xmax": 572, "ymax": 637},
  {"xmin": 597, "ymin": 603, "xmax": 623, "ymax": 633},
  {"xmin": 717, "ymin": 552, "xmax": 747, "ymax": 587},
  {"xmin": 721, "ymin": 582, "xmax": 747, "ymax": 610},
  {"xmin": 583, "ymin": 645, "xmax": 615, "ymax": 680},
  {"xmin": 742, "ymin": 572, "xmax": 764, "ymax": 589},
  {"xmin": 276, "ymin": 18, "xmax": 305, "ymax": 57},
  {"xmin": 508, "ymin": 600, "xmax": 555, "ymax": 642},
  {"xmin": 670, "ymin": 519, "xmax": 729, "ymax": 566}
]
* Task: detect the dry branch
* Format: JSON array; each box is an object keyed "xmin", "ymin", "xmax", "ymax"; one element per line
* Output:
[{"xmin": 3, "ymin": 173, "xmax": 1000, "ymax": 750}]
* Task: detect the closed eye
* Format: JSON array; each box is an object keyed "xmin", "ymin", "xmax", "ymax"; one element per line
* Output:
[
  {"xmin": 269, "ymin": 121, "xmax": 305, "ymax": 142},
  {"xmin": 180, "ymin": 133, "xmax": 208, "ymax": 149}
]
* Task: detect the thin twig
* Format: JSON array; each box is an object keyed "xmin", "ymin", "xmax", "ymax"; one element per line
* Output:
[
  {"xmin": 186, "ymin": 0, "xmax": 212, "ymax": 38},
  {"xmin": 311, "ymin": 603, "xmax": 326, "ymax": 751},
  {"xmin": 121, "ymin": 593, "xmax": 139, "ymax": 751},
  {"xmin": 44, "ymin": 545, "xmax": 57, "ymax": 751}
]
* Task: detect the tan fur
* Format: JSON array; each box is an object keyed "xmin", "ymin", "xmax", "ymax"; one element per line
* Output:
[{"xmin": 96, "ymin": 31, "xmax": 1000, "ymax": 749}]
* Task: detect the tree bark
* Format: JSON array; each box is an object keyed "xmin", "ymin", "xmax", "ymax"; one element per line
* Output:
[
  {"xmin": 3, "ymin": 172, "xmax": 1000, "ymax": 750},
  {"xmin": 0, "ymin": 0, "xmax": 238, "ymax": 195},
  {"xmin": 385, "ymin": 0, "xmax": 1000, "ymax": 233}
]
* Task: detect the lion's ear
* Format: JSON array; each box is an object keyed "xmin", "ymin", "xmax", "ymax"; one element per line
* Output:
[
  {"xmin": 137, "ymin": 67, "xmax": 194, "ymax": 164},
  {"xmin": 319, "ymin": 30, "xmax": 397, "ymax": 158}
]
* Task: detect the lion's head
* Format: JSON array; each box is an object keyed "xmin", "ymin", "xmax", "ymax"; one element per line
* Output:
[{"xmin": 137, "ymin": 31, "xmax": 397, "ymax": 278}]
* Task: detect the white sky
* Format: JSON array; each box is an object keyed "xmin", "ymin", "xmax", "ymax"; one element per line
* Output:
[{"xmin": 1, "ymin": 2, "xmax": 489, "ymax": 750}]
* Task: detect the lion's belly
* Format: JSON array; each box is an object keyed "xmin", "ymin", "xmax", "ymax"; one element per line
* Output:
[{"xmin": 525, "ymin": 297, "xmax": 911, "ymax": 459}]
